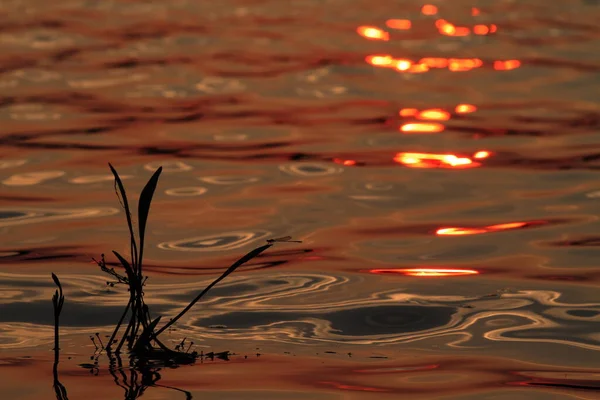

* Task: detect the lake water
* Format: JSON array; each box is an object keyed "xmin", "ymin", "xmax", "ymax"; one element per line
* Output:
[{"xmin": 1, "ymin": 0, "xmax": 600, "ymax": 398}]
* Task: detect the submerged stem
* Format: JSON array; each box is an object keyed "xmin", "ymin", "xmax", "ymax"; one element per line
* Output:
[{"xmin": 107, "ymin": 298, "xmax": 132, "ymax": 350}]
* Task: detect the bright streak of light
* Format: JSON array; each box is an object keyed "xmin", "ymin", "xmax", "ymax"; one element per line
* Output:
[
  {"xmin": 435, "ymin": 20, "xmax": 469, "ymax": 36},
  {"xmin": 417, "ymin": 109, "xmax": 450, "ymax": 121},
  {"xmin": 370, "ymin": 268, "xmax": 479, "ymax": 277},
  {"xmin": 357, "ymin": 26, "xmax": 390, "ymax": 41},
  {"xmin": 436, "ymin": 227, "xmax": 487, "ymax": 235},
  {"xmin": 421, "ymin": 5, "xmax": 438, "ymax": 15},
  {"xmin": 455, "ymin": 104, "xmax": 477, "ymax": 114},
  {"xmin": 399, "ymin": 108, "xmax": 419, "ymax": 117},
  {"xmin": 333, "ymin": 158, "xmax": 357, "ymax": 166},
  {"xmin": 395, "ymin": 59, "xmax": 413, "ymax": 71},
  {"xmin": 488, "ymin": 222, "xmax": 526, "ymax": 230},
  {"xmin": 400, "ymin": 122, "xmax": 445, "ymax": 133},
  {"xmin": 386, "ymin": 19, "xmax": 411, "ymax": 30},
  {"xmin": 365, "ymin": 54, "xmax": 394, "ymax": 67},
  {"xmin": 420, "ymin": 57, "xmax": 448, "ymax": 68},
  {"xmin": 453, "ymin": 26, "xmax": 471, "ymax": 36},
  {"xmin": 394, "ymin": 152, "xmax": 483, "ymax": 168},
  {"xmin": 494, "ymin": 60, "xmax": 521, "ymax": 70},
  {"xmin": 448, "ymin": 58, "xmax": 483, "ymax": 72},
  {"xmin": 473, "ymin": 24, "xmax": 490, "ymax": 35},
  {"xmin": 436, "ymin": 19, "xmax": 456, "ymax": 35},
  {"xmin": 436, "ymin": 221, "xmax": 528, "ymax": 236},
  {"xmin": 473, "ymin": 150, "xmax": 490, "ymax": 159},
  {"xmin": 408, "ymin": 63, "xmax": 429, "ymax": 73}
]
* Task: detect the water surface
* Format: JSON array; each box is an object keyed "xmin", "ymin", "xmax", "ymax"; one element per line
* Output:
[{"xmin": 1, "ymin": 0, "xmax": 600, "ymax": 398}]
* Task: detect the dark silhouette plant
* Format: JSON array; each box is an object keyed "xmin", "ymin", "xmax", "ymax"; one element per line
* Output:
[
  {"xmin": 51, "ymin": 273, "xmax": 69, "ymax": 400},
  {"xmin": 91, "ymin": 163, "xmax": 297, "ymax": 360},
  {"xmin": 49, "ymin": 164, "xmax": 299, "ymax": 399}
]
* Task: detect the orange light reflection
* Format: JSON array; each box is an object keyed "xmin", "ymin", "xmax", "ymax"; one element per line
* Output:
[
  {"xmin": 365, "ymin": 54, "xmax": 394, "ymax": 67},
  {"xmin": 420, "ymin": 57, "xmax": 448, "ymax": 68},
  {"xmin": 333, "ymin": 158, "xmax": 357, "ymax": 166},
  {"xmin": 436, "ymin": 221, "xmax": 527, "ymax": 236},
  {"xmin": 422, "ymin": 5, "xmax": 438, "ymax": 15},
  {"xmin": 386, "ymin": 19, "xmax": 411, "ymax": 30},
  {"xmin": 408, "ymin": 63, "xmax": 429, "ymax": 73},
  {"xmin": 473, "ymin": 150, "xmax": 490, "ymax": 159},
  {"xmin": 394, "ymin": 152, "xmax": 484, "ymax": 168},
  {"xmin": 399, "ymin": 108, "xmax": 419, "ymax": 117},
  {"xmin": 472, "ymin": 7, "xmax": 480, "ymax": 16},
  {"xmin": 370, "ymin": 268, "xmax": 479, "ymax": 277},
  {"xmin": 494, "ymin": 60, "xmax": 521, "ymax": 70},
  {"xmin": 357, "ymin": 26, "xmax": 390, "ymax": 41},
  {"xmin": 395, "ymin": 59, "xmax": 413, "ymax": 71},
  {"xmin": 448, "ymin": 58, "xmax": 483, "ymax": 72},
  {"xmin": 488, "ymin": 222, "xmax": 526, "ymax": 230},
  {"xmin": 400, "ymin": 122, "xmax": 445, "ymax": 133},
  {"xmin": 455, "ymin": 104, "xmax": 477, "ymax": 114},
  {"xmin": 417, "ymin": 109, "xmax": 450, "ymax": 121},
  {"xmin": 453, "ymin": 26, "xmax": 471, "ymax": 36},
  {"xmin": 436, "ymin": 227, "xmax": 487, "ymax": 235},
  {"xmin": 473, "ymin": 24, "xmax": 490, "ymax": 35}
]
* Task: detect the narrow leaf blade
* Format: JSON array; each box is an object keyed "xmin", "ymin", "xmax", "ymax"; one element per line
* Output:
[
  {"xmin": 153, "ymin": 242, "xmax": 273, "ymax": 338},
  {"xmin": 51, "ymin": 273, "xmax": 62, "ymax": 292},
  {"xmin": 108, "ymin": 163, "xmax": 137, "ymax": 267},
  {"xmin": 137, "ymin": 166, "xmax": 162, "ymax": 270}
]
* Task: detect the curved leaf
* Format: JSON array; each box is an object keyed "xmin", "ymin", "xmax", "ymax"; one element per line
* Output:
[
  {"xmin": 108, "ymin": 163, "xmax": 138, "ymax": 269},
  {"xmin": 137, "ymin": 166, "xmax": 162, "ymax": 274}
]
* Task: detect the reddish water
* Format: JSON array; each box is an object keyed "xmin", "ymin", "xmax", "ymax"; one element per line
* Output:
[{"xmin": 1, "ymin": 0, "xmax": 600, "ymax": 398}]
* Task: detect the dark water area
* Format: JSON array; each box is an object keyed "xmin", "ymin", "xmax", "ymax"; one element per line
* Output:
[{"xmin": 1, "ymin": 0, "xmax": 600, "ymax": 398}]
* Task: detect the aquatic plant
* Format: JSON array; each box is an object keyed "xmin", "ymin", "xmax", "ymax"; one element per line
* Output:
[
  {"xmin": 51, "ymin": 273, "xmax": 69, "ymax": 400},
  {"xmin": 90, "ymin": 163, "xmax": 295, "ymax": 361},
  {"xmin": 48, "ymin": 164, "xmax": 297, "ymax": 399}
]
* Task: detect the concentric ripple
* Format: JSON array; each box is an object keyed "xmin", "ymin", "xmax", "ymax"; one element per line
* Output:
[{"xmin": 157, "ymin": 230, "xmax": 271, "ymax": 252}]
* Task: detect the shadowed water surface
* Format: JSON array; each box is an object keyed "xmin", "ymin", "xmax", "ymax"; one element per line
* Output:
[{"xmin": 1, "ymin": 0, "xmax": 600, "ymax": 398}]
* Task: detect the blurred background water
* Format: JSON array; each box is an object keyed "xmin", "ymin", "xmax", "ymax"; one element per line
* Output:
[{"xmin": 1, "ymin": 0, "xmax": 600, "ymax": 398}]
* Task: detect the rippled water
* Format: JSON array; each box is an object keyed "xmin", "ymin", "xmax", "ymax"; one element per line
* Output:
[{"xmin": 1, "ymin": 0, "xmax": 600, "ymax": 398}]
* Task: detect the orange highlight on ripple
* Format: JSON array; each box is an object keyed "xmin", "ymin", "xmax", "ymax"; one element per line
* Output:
[
  {"xmin": 448, "ymin": 58, "xmax": 483, "ymax": 72},
  {"xmin": 357, "ymin": 26, "xmax": 390, "ymax": 41},
  {"xmin": 436, "ymin": 227, "xmax": 487, "ymax": 235},
  {"xmin": 473, "ymin": 24, "xmax": 490, "ymax": 35},
  {"xmin": 453, "ymin": 26, "xmax": 471, "ymax": 36},
  {"xmin": 370, "ymin": 268, "xmax": 479, "ymax": 277},
  {"xmin": 488, "ymin": 222, "xmax": 526, "ymax": 230},
  {"xmin": 333, "ymin": 158, "xmax": 357, "ymax": 166},
  {"xmin": 400, "ymin": 122, "xmax": 445, "ymax": 133},
  {"xmin": 395, "ymin": 59, "xmax": 413, "ymax": 71},
  {"xmin": 386, "ymin": 19, "xmax": 411, "ymax": 30},
  {"xmin": 436, "ymin": 221, "xmax": 527, "ymax": 236},
  {"xmin": 420, "ymin": 57, "xmax": 448, "ymax": 68},
  {"xmin": 417, "ymin": 109, "xmax": 450, "ymax": 121},
  {"xmin": 408, "ymin": 63, "xmax": 430, "ymax": 73},
  {"xmin": 437, "ymin": 19, "xmax": 456, "ymax": 35},
  {"xmin": 473, "ymin": 150, "xmax": 490, "ymax": 159},
  {"xmin": 365, "ymin": 54, "xmax": 394, "ymax": 67},
  {"xmin": 394, "ymin": 152, "xmax": 481, "ymax": 168},
  {"xmin": 422, "ymin": 5, "xmax": 438, "ymax": 15},
  {"xmin": 494, "ymin": 60, "xmax": 521, "ymax": 70},
  {"xmin": 455, "ymin": 104, "xmax": 477, "ymax": 114},
  {"xmin": 399, "ymin": 108, "xmax": 419, "ymax": 117}
]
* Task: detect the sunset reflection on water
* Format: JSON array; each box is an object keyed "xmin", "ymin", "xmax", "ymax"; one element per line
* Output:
[{"xmin": 0, "ymin": 0, "xmax": 599, "ymax": 399}]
